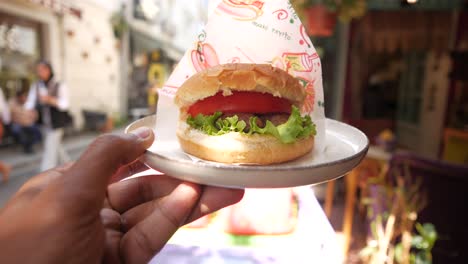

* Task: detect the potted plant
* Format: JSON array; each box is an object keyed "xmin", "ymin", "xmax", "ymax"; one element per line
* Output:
[
  {"xmin": 292, "ymin": 0, "xmax": 367, "ymax": 37},
  {"xmin": 359, "ymin": 167, "xmax": 438, "ymax": 264},
  {"xmin": 110, "ymin": 4, "xmax": 129, "ymax": 42}
]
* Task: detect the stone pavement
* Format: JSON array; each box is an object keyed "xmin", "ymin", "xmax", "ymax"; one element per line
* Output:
[{"xmin": 0, "ymin": 130, "xmax": 118, "ymax": 207}]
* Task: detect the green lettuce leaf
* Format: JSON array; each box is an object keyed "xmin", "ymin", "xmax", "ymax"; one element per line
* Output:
[
  {"xmin": 186, "ymin": 106, "xmax": 316, "ymax": 144},
  {"xmin": 216, "ymin": 115, "xmax": 247, "ymax": 133},
  {"xmin": 277, "ymin": 106, "xmax": 315, "ymax": 143},
  {"xmin": 187, "ymin": 111, "xmax": 222, "ymax": 135}
]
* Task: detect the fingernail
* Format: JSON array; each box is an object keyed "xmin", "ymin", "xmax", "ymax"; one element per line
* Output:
[{"xmin": 131, "ymin": 127, "xmax": 152, "ymax": 139}]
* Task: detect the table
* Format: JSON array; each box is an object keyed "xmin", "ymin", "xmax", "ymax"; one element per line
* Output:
[{"xmin": 151, "ymin": 187, "xmax": 342, "ymax": 263}]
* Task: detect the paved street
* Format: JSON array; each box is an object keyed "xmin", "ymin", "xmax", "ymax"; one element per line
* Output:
[{"xmin": 0, "ymin": 132, "xmax": 102, "ymax": 207}]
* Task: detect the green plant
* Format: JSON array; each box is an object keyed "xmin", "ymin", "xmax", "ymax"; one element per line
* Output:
[
  {"xmin": 111, "ymin": 113, "xmax": 128, "ymax": 129},
  {"xmin": 110, "ymin": 5, "xmax": 129, "ymax": 40},
  {"xmin": 307, "ymin": 0, "xmax": 341, "ymax": 11},
  {"xmin": 359, "ymin": 165, "xmax": 438, "ymax": 264},
  {"xmin": 293, "ymin": 0, "xmax": 367, "ymax": 21},
  {"xmin": 394, "ymin": 223, "xmax": 438, "ymax": 264}
]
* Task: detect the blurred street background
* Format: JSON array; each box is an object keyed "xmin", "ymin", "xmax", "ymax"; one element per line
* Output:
[
  {"xmin": 0, "ymin": 0, "xmax": 213, "ymax": 203},
  {"xmin": 1, "ymin": 0, "xmax": 468, "ymax": 263}
]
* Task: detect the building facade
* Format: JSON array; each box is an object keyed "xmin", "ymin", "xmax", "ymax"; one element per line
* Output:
[
  {"xmin": 0, "ymin": 0, "xmax": 122, "ymax": 128},
  {"xmin": 1, "ymin": 0, "xmax": 232, "ymax": 128}
]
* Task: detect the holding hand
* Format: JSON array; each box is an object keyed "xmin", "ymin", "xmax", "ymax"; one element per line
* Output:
[{"xmin": 0, "ymin": 127, "xmax": 244, "ymax": 263}]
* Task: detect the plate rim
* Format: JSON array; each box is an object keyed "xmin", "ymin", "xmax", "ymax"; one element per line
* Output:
[{"xmin": 129, "ymin": 117, "xmax": 369, "ymax": 172}]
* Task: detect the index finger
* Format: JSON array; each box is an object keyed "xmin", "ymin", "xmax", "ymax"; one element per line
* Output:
[{"xmin": 107, "ymin": 174, "xmax": 183, "ymax": 213}]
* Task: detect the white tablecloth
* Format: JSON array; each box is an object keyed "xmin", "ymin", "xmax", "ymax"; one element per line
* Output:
[{"xmin": 151, "ymin": 186, "xmax": 342, "ymax": 263}]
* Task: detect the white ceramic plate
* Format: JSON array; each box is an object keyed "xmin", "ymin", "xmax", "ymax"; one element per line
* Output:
[{"xmin": 126, "ymin": 116, "xmax": 369, "ymax": 188}]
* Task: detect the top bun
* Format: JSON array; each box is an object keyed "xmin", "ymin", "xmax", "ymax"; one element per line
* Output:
[{"xmin": 175, "ymin": 63, "xmax": 305, "ymax": 110}]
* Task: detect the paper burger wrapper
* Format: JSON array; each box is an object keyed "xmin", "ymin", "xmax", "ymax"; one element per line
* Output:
[{"xmin": 155, "ymin": 0, "xmax": 326, "ymax": 157}]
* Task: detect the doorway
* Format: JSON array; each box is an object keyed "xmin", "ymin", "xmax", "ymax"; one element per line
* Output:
[{"xmin": 344, "ymin": 11, "xmax": 454, "ymax": 158}]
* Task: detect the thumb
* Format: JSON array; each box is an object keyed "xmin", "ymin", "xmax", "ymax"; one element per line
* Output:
[{"xmin": 62, "ymin": 127, "xmax": 154, "ymax": 211}]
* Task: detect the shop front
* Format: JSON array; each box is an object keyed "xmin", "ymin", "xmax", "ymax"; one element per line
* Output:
[
  {"xmin": 1, "ymin": 0, "xmax": 130, "ymax": 131},
  {"xmin": 0, "ymin": 0, "xmax": 82, "ymax": 101},
  {"xmin": 0, "ymin": 9, "xmax": 44, "ymax": 99},
  {"xmin": 343, "ymin": 5, "xmax": 464, "ymax": 160},
  {"xmin": 128, "ymin": 30, "xmax": 175, "ymax": 119},
  {"xmin": 127, "ymin": 0, "xmax": 197, "ymax": 119}
]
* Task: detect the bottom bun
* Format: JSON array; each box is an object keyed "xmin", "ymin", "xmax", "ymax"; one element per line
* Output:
[{"xmin": 177, "ymin": 122, "xmax": 314, "ymax": 164}]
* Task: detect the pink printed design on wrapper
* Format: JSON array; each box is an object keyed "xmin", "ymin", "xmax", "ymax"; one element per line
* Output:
[
  {"xmin": 271, "ymin": 53, "xmax": 317, "ymax": 114},
  {"xmin": 283, "ymin": 52, "xmax": 320, "ymax": 73},
  {"xmin": 228, "ymin": 57, "xmax": 241, "ymax": 63},
  {"xmin": 297, "ymin": 77, "xmax": 315, "ymax": 114},
  {"xmin": 272, "ymin": 9, "xmax": 289, "ymax": 20},
  {"xmin": 271, "ymin": 52, "xmax": 320, "ymax": 74},
  {"xmin": 191, "ymin": 42, "xmax": 220, "ymax": 72},
  {"xmin": 159, "ymin": 85, "xmax": 179, "ymax": 97},
  {"xmin": 235, "ymin": 47, "xmax": 256, "ymax": 63},
  {"xmin": 299, "ymin": 25, "xmax": 311, "ymax": 47},
  {"xmin": 216, "ymin": 0, "xmax": 265, "ymax": 21},
  {"xmin": 271, "ymin": 56, "xmax": 286, "ymax": 71}
]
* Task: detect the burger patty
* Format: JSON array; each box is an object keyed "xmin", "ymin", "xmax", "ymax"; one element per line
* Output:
[
  {"xmin": 220, "ymin": 113, "xmax": 290, "ymax": 132},
  {"xmin": 261, "ymin": 113, "xmax": 290, "ymax": 126}
]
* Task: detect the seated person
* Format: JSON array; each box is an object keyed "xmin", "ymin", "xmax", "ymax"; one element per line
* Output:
[{"xmin": 9, "ymin": 89, "xmax": 41, "ymax": 154}]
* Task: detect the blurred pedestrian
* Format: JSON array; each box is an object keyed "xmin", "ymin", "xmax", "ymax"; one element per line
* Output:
[
  {"xmin": 9, "ymin": 88, "xmax": 42, "ymax": 154},
  {"xmin": 25, "ymin": 61, "xmax": 71, "ymax": 171},
  {"xmin": 0, "ymin": 87, "xmax": 11, "ymax": 182}
]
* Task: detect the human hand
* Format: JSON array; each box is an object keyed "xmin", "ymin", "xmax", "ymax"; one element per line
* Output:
[{"xmin": 0, "ymin": 128, "xmax": 244, "ymax": 263}]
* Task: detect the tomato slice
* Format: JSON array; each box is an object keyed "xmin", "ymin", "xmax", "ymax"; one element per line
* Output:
[{"xmin": 188, "ymin": 92, "xmax": 292, "ymax": 116}]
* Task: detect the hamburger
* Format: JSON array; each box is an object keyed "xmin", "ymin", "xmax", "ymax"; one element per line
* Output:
[{"xmin": 175, "ymin": 63, "xmax": 316, "ymax": 164}]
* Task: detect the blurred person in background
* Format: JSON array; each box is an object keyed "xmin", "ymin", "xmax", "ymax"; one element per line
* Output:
[
  {"xmin": 9, "ymin": 88, "xmax": 41, "ymax": 154},
  {"xmin": 25, "ymin": 61, "xmax": 71, "ymax": 171},
  {"xmin": 0, "ymin": 87, "xmax": 11, "ymax": 182}
]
